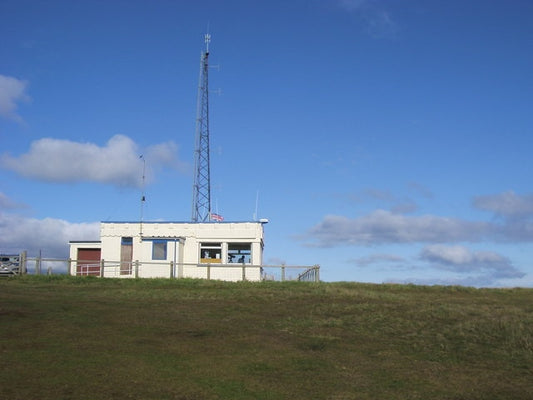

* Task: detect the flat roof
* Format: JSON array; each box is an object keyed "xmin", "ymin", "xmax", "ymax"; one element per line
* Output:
[{"xmin": 101, "ymin": 221, "xmax": 262, "ymax": 224}]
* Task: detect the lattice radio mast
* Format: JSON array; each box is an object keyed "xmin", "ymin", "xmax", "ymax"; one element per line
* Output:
[{"xmin": 191, "ymin": 34, "xmax": 212, "ymax": 222}]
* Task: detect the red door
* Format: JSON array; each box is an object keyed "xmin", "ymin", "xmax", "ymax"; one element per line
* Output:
[{"xmin": 77, "ymin": 248, "xmax": 101, "ymax": 276}]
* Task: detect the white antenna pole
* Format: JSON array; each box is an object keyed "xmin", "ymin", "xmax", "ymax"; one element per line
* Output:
[
  {"xmin": 253, "ymin": 190, "xmax": 259, "ymax": 221},
  {"xmin": 139, "ymin": 155, "xmax": 146, "ymax": 237}
]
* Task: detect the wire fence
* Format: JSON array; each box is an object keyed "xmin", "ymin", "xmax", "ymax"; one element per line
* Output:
[{"xmin": 13, "ymin": 254, "xmax": 320, "ymax": 283}]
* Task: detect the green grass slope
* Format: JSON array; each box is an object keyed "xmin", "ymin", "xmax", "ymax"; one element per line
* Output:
[{"xmin": 1, "ymin": 276, "xmax": 532, "ymax": 399}]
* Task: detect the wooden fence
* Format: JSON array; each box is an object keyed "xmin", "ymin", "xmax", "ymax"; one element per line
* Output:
[{"xmin": 14, "ymin": 253, "xmax": 320, "ymax": 283}]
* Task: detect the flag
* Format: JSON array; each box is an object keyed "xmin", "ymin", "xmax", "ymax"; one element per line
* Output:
[{"xmin": 210, "ymin": 213, "xmax": 224, "ymax": 222}]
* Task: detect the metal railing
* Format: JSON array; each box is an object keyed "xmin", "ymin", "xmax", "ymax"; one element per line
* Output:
[
  {"xmin": 297, "ymin": 265, "xmax": 320, "ymax": 282},
  {"xmin": 16, "ymin": 254, "xmax": 320, "ymax": 283}
]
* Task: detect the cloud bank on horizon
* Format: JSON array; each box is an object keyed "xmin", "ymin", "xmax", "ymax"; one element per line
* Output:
[
  {"xmin": 0, "ymin": 211, "xmax": 100, "ymax": 256},
  {"xmin": 305, "ymin": 192, "xmax": 533, "ymax": 247},
  {"xmin": 303, "ymin": 191, "xmax": 533, "ymax": 285}
]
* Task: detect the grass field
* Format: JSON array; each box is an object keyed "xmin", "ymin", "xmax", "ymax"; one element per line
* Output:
[{"xmin": 1, "ymin": 275, "xmax": 532, "ymax": 399}]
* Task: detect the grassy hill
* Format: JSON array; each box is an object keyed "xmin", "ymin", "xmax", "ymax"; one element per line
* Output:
[{"xmin": 1, "ymin": 276, "xmax": 532, "ymax": 399}]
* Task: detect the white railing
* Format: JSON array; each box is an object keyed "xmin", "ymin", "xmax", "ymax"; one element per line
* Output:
[{"xmin": 17, "ymin": 254, "xmax": 320, "ymax": 283}]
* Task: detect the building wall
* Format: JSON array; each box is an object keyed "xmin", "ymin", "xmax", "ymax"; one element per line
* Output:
[{"xmin": 69, "ymin": 221, "xmax": 266, "ymax": 281}]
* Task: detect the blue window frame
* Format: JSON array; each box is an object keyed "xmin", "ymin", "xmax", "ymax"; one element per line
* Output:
[{"xmin": 152, "ymin": 240, "xmax": 167, "ymax": 260}]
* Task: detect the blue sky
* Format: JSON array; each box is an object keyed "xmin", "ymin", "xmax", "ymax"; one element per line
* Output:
[{"xmin": 1, "ymin": 0, "xmax": 533, "ymax": 286}]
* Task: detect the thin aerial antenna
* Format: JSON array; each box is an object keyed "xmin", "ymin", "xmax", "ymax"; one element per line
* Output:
[
  {"xmin": 205, "ymin": 21, "xmax": 211, "ymax": 51},
  {"xmin": 253, "ymin": 190, "xmax": 259, "ymax": 221},
  {"xmin": 139, "ymin": 155, "xmax": 146, "ymax": 237}
]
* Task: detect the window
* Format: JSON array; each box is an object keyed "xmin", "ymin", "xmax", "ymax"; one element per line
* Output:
[
  {"xmin": 152, "ymin": 240, "xmax": 167, "ymax": 260},
  {"xmin": 228, "ymin": 243, "xmax": 251, "ymax": 264},
  {"xmin": 200, "ymin": 243, "xmax": 222, "ymax": 263}
]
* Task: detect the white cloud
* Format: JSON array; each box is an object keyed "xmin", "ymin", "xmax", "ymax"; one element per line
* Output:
[
  {"xmin": 473, "ymin": 191, "xmax": 533, "ymax": 242},
  {"xmin": 335, "ymin": 0, "xmax": 397, "ymax": 38},
  {"xmin": 364, "ymin": 10, "xmax": 397, "ymax": 37},
  {"xmin": 0, "ymin": 192, "xmax": 27, "ymax": 210},
  {"xmin": 351, "ymin": 253, "xmax": 406, "ymax": 267},
  {"xmin": 0, "ymin": 134, "xmax": 187, "ymax": 187},
  {"xmin": 0, "ymin": 74, "xmax": 30, "ymax": 122},
  {"xmin": 342, "ymin": 187, "xmax": 420, "ymax": 214},
  {"xmin": 407, "ymin": 182, "xmax": 433, "ymax": 199},
  {"xmin": 420, "ymin": 244, "xmax": 524, "ymax": 281},
  {"xmin": 146, "ymin": 140, "xmax": 188, "ymax": 173},
  {"xmin": 305, "ymin": 210, "xmax": 491, "ymax": 247},
  {"xmin": 422, "ymin": 245, "xmax": 501, "ymax": 267},
  {"xmin": 349, "ymin": 188, "xmax": 395, "ymax": 203},
  {"xmin": 498, "ymin": 219, "xmax": 533, "ymax": 242},
  {"xmin": 0, "ymin": 212, "xmax": 99, "ymax": 257},
  {"xmin": 474, "ymin": 191, "xmax": 533, "ymax": 218},
  {"xmin": 390, "ymin": 200, "xmax": 418, "ymax": 214}
]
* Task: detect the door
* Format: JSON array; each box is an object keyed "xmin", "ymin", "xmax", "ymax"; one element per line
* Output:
[
  {"xmin": 120, "ymin": 237, "xmax": 133, "ymax": 275},
  {"xmin": 77, "ymin": 248, "xmax": 101, "ymax": 276}
]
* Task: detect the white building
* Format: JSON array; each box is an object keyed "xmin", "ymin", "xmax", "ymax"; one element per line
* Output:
[{"xmin": 69, "ymin": 220, "xmax": 268, "ymax": 281}]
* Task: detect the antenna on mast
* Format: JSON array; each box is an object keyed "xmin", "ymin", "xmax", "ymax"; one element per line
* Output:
[{"xmin": 205, "ymin": 33, "xmax": 211, "ymax": 54}]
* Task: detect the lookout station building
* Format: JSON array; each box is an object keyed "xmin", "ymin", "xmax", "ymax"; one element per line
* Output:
[{"xmin": 69, "ymin": 221, "xmax": 268, "ymax": 281}]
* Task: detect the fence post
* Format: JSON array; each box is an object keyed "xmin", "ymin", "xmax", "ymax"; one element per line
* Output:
[
  {"xmin": 242, "ymin": 265, "xmax": 246, "ymax": 281},
  {"xmin": 35, "ymin": 253, "xmax": 41, "ymax": 275},
  {"xmin": 170, "ymin": 261, "xmax": 174, "ymax": 278},
  {"xmin": 20, "ymin": 251, "xmax": 27, "ymax": 275},
  {"xmin": 207, "ymin": 264, "xmax": 211, "ymax": 280},
  {"xmin": 315, "ymin": 265, "xmax": 320, "ymax": 282},
  {"xmin": 100, "ymin": 259, "xmax": 105, "ymax": 278},
  {"xmin": 281, "ymin": 265, "xmax": 285, "ymax": 282},
  {"xmin": 67, "ymin": 258, "xmax": 72, "ymax": 276},
  {"xmin": 134, "ymin": 260, "xmax": 139, "ymax": 278},
  {"xmin": 177, "ymin": 262, "xmax": 183, "ymax": 279}
]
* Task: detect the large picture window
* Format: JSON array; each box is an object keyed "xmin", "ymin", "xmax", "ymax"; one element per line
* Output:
[
  {"xmin": 228, "ymin": 243, "xmax": 251, "ymax": 264},
  {"xmin": 152, "ymin": 240, "xmax": 167, "ymax": 260},
  {"xmin": 200, "ymin": 243, "xmax": 222, "ymax": 263}
]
